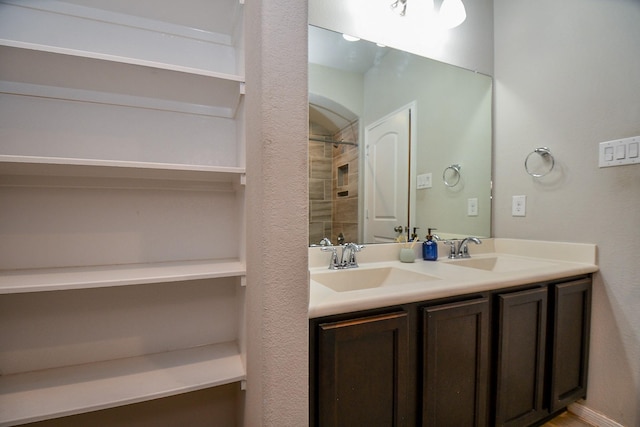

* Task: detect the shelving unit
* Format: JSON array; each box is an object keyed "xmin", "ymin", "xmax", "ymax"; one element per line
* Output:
[
  {"xmin": 0, "ymin": 155, "xmax": 246, "ymax": 184},
  {"xmin": 0, "ymin": 259, "xmax": 246, "ymax": 294},
  {"xmin": 0, "ymin": 0, "xmax": 247, "ymax": 425},
  {"xmin": 0, "ymin": 342, "xmax": 244, "ymax": 426}
]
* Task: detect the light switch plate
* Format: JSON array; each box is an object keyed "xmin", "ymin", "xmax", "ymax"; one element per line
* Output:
[
  {"xmin": 417, "ymin": 173, "xmax": 432, "ymax": 189},
  {"xmin": 599, "ymin": 136, "xmax": 640, "ymax": 168},
  {"xmin": 512, "ymin": 195, "xmax": 526, "ymax": 217}
]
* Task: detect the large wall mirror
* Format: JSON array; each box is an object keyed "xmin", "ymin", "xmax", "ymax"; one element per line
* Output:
[{"xmin": 309, "ymin": 25, "xmax": 492, "ymax": 245}]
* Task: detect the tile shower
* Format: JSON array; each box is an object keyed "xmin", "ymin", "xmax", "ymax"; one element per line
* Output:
[{"xmin": 308, "ymin": 122, "xmax": 359, "ymax": 245}]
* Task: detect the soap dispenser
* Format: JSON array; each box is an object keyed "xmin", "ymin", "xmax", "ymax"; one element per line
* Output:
[{"xmin": 422, "ymin": 228, "xmax": 439, "ymax": 261}]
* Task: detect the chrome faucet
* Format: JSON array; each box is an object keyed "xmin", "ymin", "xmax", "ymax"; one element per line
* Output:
[
  {"xmin": 321, "ymin": 242, "xmax": 365, "ymax": 270},
  {"xmin": 445, "ymin": 237, "xmax": 482, "ymax": 259},
  {"xmin": 458, "ymin": 237, "xmax": 482, "ymax": 258}
]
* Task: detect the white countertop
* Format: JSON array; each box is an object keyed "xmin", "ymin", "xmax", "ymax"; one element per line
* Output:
[{"xmin": 308, "ymin": 239, "xmax": 598, "ymax": 318}]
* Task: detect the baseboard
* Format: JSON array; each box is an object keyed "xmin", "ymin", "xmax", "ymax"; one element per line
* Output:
[{"xmin": 568, "ymin": 401, "xmax": 624, "ymax": 427}]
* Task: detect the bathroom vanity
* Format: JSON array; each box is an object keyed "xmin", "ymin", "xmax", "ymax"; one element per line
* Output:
[{"xmin": 308, "ymin": 239, "xmax": 597, "ymax": 427}]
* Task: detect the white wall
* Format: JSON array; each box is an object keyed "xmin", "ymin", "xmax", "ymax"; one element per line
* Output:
[
  {"xmin": 494, "ymin": 1, "xmax": 640, "ymax": 425},
  {"xmin": 309, "ymin": 0, "xmax": 494, "ymax": 75},
  {"xmin": 244, "ymin": 0, "xmax": 309, "ymax": 425}
]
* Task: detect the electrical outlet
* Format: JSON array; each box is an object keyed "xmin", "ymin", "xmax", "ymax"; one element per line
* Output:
[
  {"xmin": 467, "ymin": 198, "xmax": 478, "ymax": 216},
  {"xmin": 512, "ymin": 195, "xmax": 526, "ymax": 217}
]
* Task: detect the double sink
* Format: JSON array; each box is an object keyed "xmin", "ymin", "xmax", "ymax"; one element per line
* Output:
[
  {"xmin": 311, "ymin": 255, "xmax": 559, "ymax": 293},
  {"xmin": 308, "ymin": 239, "xmax": 599, "ymax": 318}
]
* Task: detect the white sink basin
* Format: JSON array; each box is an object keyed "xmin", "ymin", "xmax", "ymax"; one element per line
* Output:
[
  {"xmin": 444, "ymin": 256, "xmax": 556, "ymax": 272},
  {"xmin": 311, "ymin": 267, "xmax": 440, "ymax": 292}
]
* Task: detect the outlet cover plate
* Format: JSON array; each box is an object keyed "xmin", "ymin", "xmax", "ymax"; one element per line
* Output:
[
  {"xmin": 468, "ymin": 198, "xmax": 478, "ymax": 216},
  {"xmin": 512, "ymin": 195, "xmax": 526, "ymax": 217}
]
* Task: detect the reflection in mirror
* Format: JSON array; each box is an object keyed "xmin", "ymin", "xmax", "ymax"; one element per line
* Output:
[{"xmin": 308, "ymin": 25, "xmax": 492, "ymax": 246}]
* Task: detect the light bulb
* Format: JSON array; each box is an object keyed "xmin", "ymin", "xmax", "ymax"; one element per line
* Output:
[
  {"xmin": 439, "ymin": 0, "xmax": 466, "ymax": 29},
  {"xmin": 342, "ymin": 34, "xmax": 360, "ymax": 42}
]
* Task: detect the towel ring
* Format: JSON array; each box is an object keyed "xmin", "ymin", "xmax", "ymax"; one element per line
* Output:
[
  {"xmin": 525, "ymin": 147, "xmax": 555, "ymax": 178},
  {"xmin": 443, "ymin": 164, "xmax": 461, "ymax": 187}
]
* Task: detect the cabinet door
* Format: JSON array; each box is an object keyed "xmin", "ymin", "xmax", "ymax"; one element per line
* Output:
[
  {"xmin": 495, "ymin": 287, "xmax": 548, "ymax": 427},
  {"xmin": 317, "ymin": 311, "xmax": 409, "ymax": 427},
  {"xmin": 422, "ymin": 297, "xmax": 490, "ymax": 427},
  {"xmin": 549, "ymin": 278, "xmax": 592, "ymax": 412}
]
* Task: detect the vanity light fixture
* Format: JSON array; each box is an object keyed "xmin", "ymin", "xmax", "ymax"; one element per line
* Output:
[
  {"xmin": 390, "ymin": 0, "xmax": 408, "ymax": 16},
  {"xmin": 439, "ymin": 0, "xmax": 467, "ymax": 29},
  {"xmin": 342, "ymin": 33, "xmax": 360, "ymax": 42},
  {"xmin": 390, "ymin": 0, "xmax": 467, "ymax": 29}
]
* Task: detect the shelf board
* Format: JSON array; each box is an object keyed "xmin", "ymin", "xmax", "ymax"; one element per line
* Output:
[
  {"xmin": 0, "ymin": 155, "xmax": 245, "ymax": 184},
  {"xmin": 0, "ymin": 0, "xmax": 244, "ymax": 80},
  {"xmin": 0, "ymin": 47, "xmax": 244, "ymax": 119},
  {"xmin": 0, "ymin": 259, "xmax": 246, "ymax": 294},
  {"xmin": 0, "ymin": 342, "xmax": 245, "ymax": 426}
]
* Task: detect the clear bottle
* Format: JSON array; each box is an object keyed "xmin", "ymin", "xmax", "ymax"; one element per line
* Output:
[{"xmin": 422, "ymin": 228, "xmax": 439, "ymax": 261}]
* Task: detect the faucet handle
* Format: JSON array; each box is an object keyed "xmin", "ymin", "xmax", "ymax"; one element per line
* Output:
[
  {"xmin": 319, "ymin": 237, "xmax": 332, "ymax": 246},
  {"xmin": 344, "ymin": 243, "xmax": 364, "ymax": 267},
  {"xmin": 321, "ymin": 246, "xmax": 340, "ymax": 269},
  {"xmin": 444, "ymin": 240, "xmax": 457, "ymax": 259}
]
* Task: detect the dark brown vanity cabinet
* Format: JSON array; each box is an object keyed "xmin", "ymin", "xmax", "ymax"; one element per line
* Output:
[
  {"xmin": 548, "ymin": 278, "xmax": 592, "ymax": 412},
  {"xmin": 311, "ymin": 310, "xmax": 412, "ymax": 427},
  {"xmin": 310, "ymin": 275, "xmax": 592, "ymax": 427},
  {"xmin": 494, "ymin": 286, "xmax": 549, "ymax": 426},
  {"xmin": 421, "ymin": 297, "xmax": 491, "ymax": 427},
  {"xmin": 494, "ymin": 277, "xmax": 592, "ymax": 427}
]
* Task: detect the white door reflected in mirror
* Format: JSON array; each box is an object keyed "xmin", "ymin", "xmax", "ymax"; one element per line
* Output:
[{"xmin": 364, "ymin": 104, "xmax": 413, "ymax": 242}]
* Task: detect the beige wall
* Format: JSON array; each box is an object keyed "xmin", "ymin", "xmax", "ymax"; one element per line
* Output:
[
  {"xmin": 244, "ymin": 0, "xmax": 309, "ymax": 425},
  {"xmin": 494, "ymin": 0, "xmax": 640, "ymax": 425}
]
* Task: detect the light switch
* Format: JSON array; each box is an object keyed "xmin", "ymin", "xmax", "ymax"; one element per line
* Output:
[
  {"xmin": 417, "ymin": 173, "xmax": 432, "ymax": 189},
  {"xmin": 599, "ymin": 136, "xmax": 640, "ymax": 168},
  {"xmin": 605, "ymin": 146, "xmax": 614, "ymax": 161}
]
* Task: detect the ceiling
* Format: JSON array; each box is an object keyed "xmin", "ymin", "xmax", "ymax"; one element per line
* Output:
[
  {"xmin": 308, "ymin": 25, "xmax": 389, "ymax": 74},
  {"xmin": 309, "ymin": 26, "xmax": 388, "ymax": 134}
]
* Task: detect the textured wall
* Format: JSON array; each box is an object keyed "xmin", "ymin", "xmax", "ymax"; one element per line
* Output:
[
  {"xmin": 244, "ymin": 0, "xmax": 309, "ymax": 425},
  {"xmin": 494, "ymin": 0, "xmax": 640, "ymax": 425}
]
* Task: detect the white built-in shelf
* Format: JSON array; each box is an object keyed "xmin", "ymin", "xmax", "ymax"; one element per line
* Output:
[
  {"xmin": 0, "ymin": 341, "xmax": 245, "ymax": 426},
  {"xmin": 0, "ymin": 0, "xmax": 244, "ymax": 78},
  {"xmin": 0, "ymin": 155, "xmax": 246, "ymax": 185},
  {"xmin": 0, "ymin": 0, "xmax": 246, "ymax": 117},
  {"xmin": 0, "ymin": 259, "xmax": 246, "ymax": 294}
]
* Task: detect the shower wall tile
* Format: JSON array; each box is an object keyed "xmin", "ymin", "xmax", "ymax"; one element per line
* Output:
[
  {"xmin": 309, "ymin": 120, "xmax": 359, "ymax": 245},
  {"xmin": 309, "ymin": 179, "xmax": 325, "ymax": 201},
  {"xmin": 311, "ymin": 200, "xmax": 332, "ymax": 222},
  {"xmin": 310, "ymin": 158, "xmax": 331, "ymax": 180}
]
